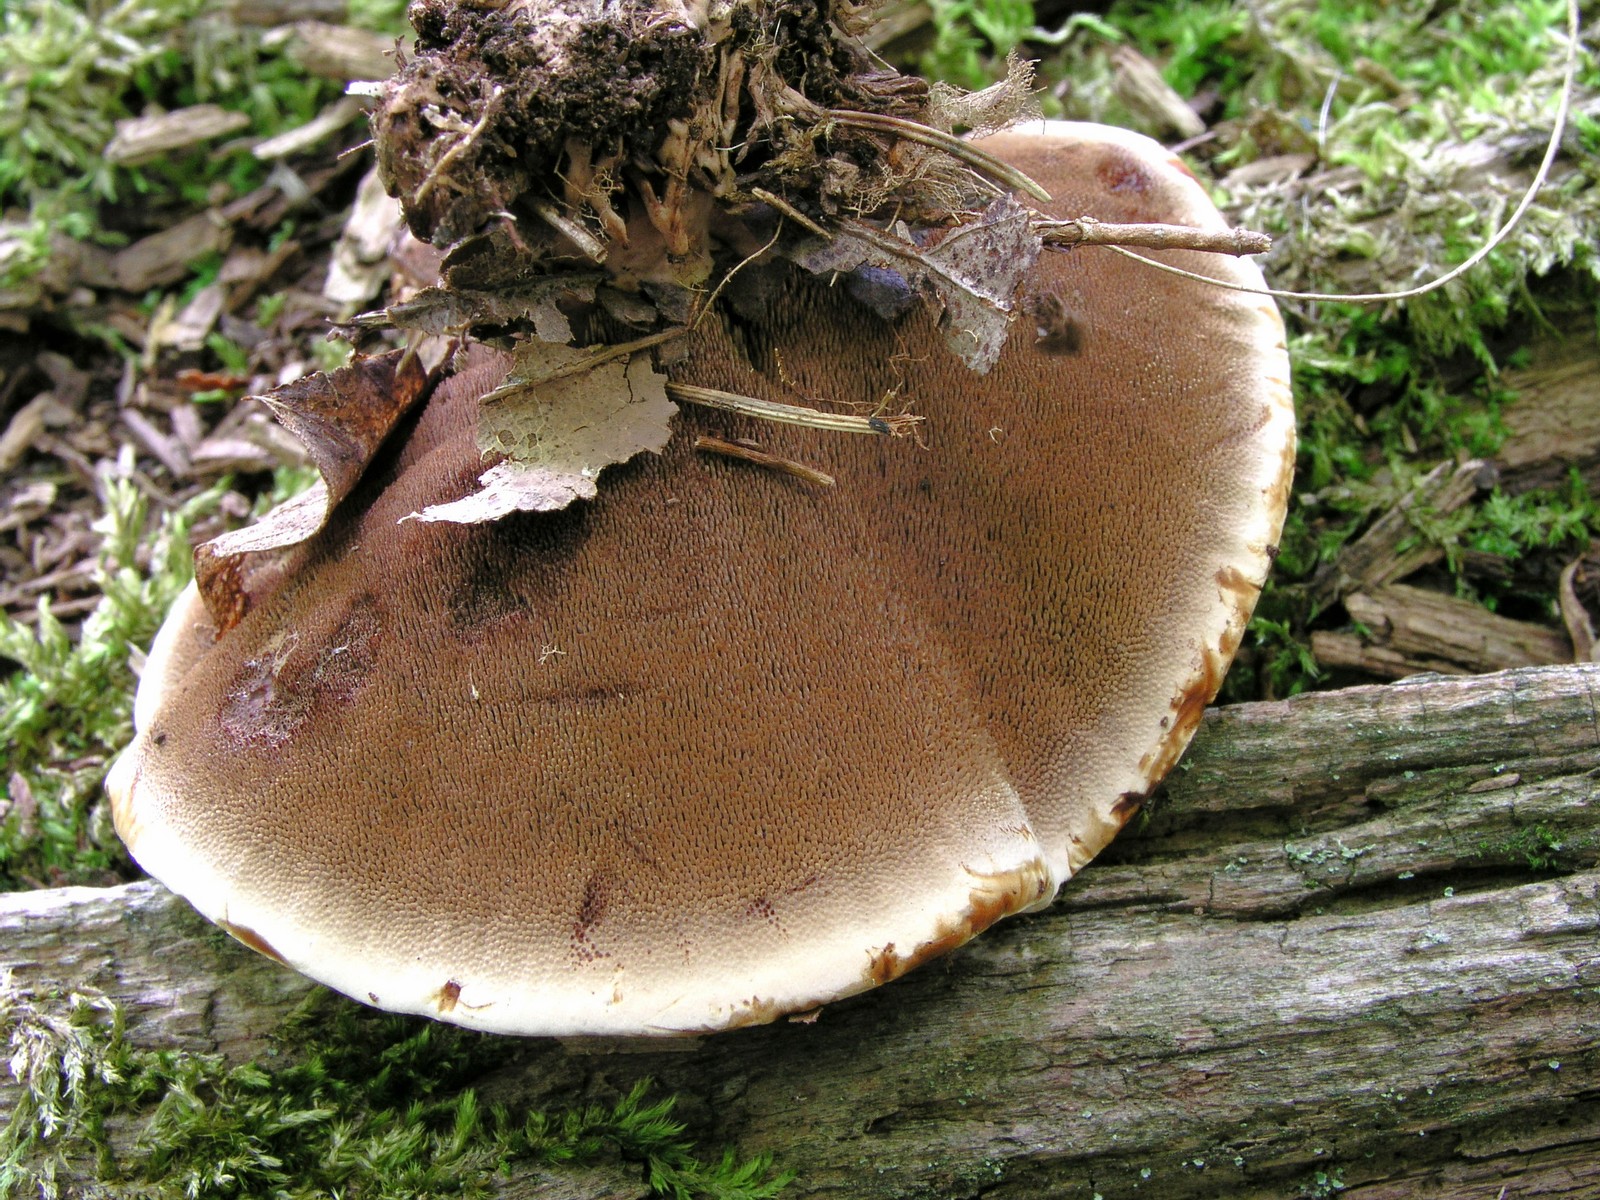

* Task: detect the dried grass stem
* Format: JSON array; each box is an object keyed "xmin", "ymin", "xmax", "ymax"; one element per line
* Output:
[{"xmin": 667, "ymin": 382, "xmax": 922, "ymax": 436}]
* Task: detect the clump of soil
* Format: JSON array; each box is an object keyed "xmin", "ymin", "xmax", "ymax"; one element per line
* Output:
[
  {"xmin": 370, "ymin": 0, "xmax": 1038, "ymax": 304},
  {"xmin": 186, "ymin": 0, "xmax": 1061, "ymax": 631}
]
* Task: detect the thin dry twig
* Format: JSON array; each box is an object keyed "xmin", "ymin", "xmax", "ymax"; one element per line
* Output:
[
  {"xmin": 532, "ymin": 201, "xmax": 608, "ymax": 263},
  {"xmin": 1037, "ymin": 216, "xmax": 1271, "ymax": 256},
  {"xmin": 693, "ymin": 435, "xmax": 837, "ymax": 486},
  {"xmin": 750, "ymin": 187, "xmax": 831, "ymax": 238},
  {"xmin": 667, "ymin": 382, "xmax": 923, "ymax": 435}
]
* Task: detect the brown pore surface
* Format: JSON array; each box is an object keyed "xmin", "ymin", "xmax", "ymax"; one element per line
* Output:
[{"xmin": 115, "ymin": 124, "xmax": 1291, "ymax": 1034}]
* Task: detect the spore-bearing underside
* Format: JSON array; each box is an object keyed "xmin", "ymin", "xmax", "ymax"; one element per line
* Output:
[{"xmin": 106, "ymin": 0, "xmax": 1297, "ymax": 1038}]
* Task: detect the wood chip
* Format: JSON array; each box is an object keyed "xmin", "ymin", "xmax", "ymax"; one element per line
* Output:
[
  {"xmin": 1312, "ymin": 583, "xmax": 1572, "ymax": 679},
  {"xmin": 0, "ymin": 395, "xmax": 61, "ymax": 471},
  {"xmin": 268, "ymin": 20, "xmax": 398, "ymax": 81},
  {"xmin": 1498, "ymin": 321, "xmax": 1600, "ymax": 496},
  {"xmin": 1222, "ymin": 153, "xmax": 1318, "ymax": 189},
  {"xmin": 111, "ymin": 211, "xmax": 232, "ymax": 293},
  {"xmin": 1558, "ymin": 542, "xmax": 1600, "ymax": 663},
  {"xmin": 1112, "ymin": 45, "xmax": 1205, "ymax": 139},
  {"xmin": 253, "ymin": 95, "xmax": 367, "ymax": 161},
  {"xmin": 36, "ymin": 352, "xmax": 90, "ymax": 409},
  {"xmin": 324, "ymin": 167, "xmax": 406, "ymax": 307},
  {"xmin": 120, "ymin": 409, "xmax": 192, "ymax": 479},
  {"xmin": 163, "ymin": 284, "xmax": 227, "ymax": 353},
  {"xmin": 104, "ymin": 105, "xmax": 251, "ymax": 166},
  {"xmin": 0, "ymin": 482, "xmax": 58, "ymax": 533}
]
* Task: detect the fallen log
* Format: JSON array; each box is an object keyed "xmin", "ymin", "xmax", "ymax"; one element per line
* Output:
[{"xmin": 4, "ymin": 663, "xmax": 1599, "ymax": 1198}]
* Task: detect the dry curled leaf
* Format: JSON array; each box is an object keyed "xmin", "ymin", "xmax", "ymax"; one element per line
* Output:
[
  {"xmin": 409, "ymin": 343, "xmax": 676, "ymax": 524},
  {"xmin": 194, "ymin": 350, "xmax": 429, "ymax": 633}
]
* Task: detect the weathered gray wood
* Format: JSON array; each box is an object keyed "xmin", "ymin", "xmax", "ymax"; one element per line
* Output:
[
  {"xmin": 1306, "ymin": 459, "xmax": 1495, "ymax": 615},
  {"xmin": 1500, "ymin": 321, "xmax": 1600, "ymax": 497},
  {"xmin": 4, "ymin": 664, "xmax": 1599, "ymax": 1198},
  {"xmin": 1312, "ymin": 581, "xmax": 1572, "ymax": 677}
]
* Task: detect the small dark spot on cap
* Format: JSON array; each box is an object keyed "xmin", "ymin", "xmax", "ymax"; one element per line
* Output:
[
  {"xmin": 577, "ymin": 873, "xmax": 609, "ymax": 929},
  {"xmin": 151, "ymin": 731, "xmax": 168, "ymax": 747},
  {"xmin": 368, "ymin": 992, "xmax": 380, "ymax": 1004},
  {"xmin": 1029, "ymin": 291, "xmax": 1084, "ymax": 356},
  {"xmin": 570, "ymin": 873, "xmax": 614, "ymax": 964},
  {"xmin": 447, "ymin": 541, "xmax": 529, "ymax": 641}
]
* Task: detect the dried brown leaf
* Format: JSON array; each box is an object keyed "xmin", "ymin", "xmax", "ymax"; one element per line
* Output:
[{"xmin": 194, "ymin": 350, "xmax": 430, "ymax": 633}]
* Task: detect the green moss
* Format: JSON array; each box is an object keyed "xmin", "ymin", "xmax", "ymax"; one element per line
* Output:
[
  {"xmin": 1301, "ymin": 1163, "xmax": 1348, "ymax": 1198},
  {"xmin": 1464, "ymin": 474, "xmax": 1599, "ymax": 562},
  {"xmin": 1474, "ymin": 821, "xmax": 1596, "ymax": 873},
  {"xmin": 1, "ymin": 986, "xmax": 794, "ymax": 1199},
  {"xmin": 920, "ymin": 0, "xmax": 1039, "ymax": 91},
  {"xmin": 0, "ymin": 463, "xmax": 227, "ymax": 890},
  {"xmin": 0, "ymin": 0, "xmax": 392, "ymax": 296}
]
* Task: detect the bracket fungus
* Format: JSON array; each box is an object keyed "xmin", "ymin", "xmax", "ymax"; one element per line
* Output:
[{"xmin": 106, "ymin": 1, "xmax": 1293, "ymax": 1038}]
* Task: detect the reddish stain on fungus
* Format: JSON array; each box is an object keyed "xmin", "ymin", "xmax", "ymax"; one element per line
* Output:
[
  {"xmin": 863, "ymin": 862, "xmax": 1051, "ymax": 988},
  {"xmin": 569, "ymin": 873, "xmax": 613, "ymax": 964},
  {"xmin": 1165, "ymin": 154, "xmax": 1200, "ymax": 182},
  {"xmin": 1097, "ymin": 155, "xmax": 1151, "ymax": 195},
  {"xmin": 437, "ymin": 980, "xmax": 463, "ymax": 1012},
  {"xmin": 220, "ymin": 920, "xmax": 288, "ymax": 965},
  {"xmin": 1112, "ymin": 790, "xmax": 1147, "ymax": 824},
  {"xmin": 742, "ymin": 894, "xmax": 788, "ymax": 936}
]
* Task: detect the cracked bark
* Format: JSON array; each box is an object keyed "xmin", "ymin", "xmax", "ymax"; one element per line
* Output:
[{"xmin": 4, "ymin": 663, "xmax": 1598, "ymax": 1198}]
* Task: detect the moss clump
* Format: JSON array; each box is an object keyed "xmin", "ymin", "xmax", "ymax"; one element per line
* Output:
[
  {"xmin": 1, "ymin": 984, "xmax": 793, "ymax": 1199},
  {"xmin": 1474, "ymin": 820, "xmax": 1595, "ymax": 873},
  {"xmin": 0, "ymin": 0, "xmax": 406, "ymax": 299},
  {"xmin": 0, "ymin": 462, "xmax": 227, "ymax": 891}
]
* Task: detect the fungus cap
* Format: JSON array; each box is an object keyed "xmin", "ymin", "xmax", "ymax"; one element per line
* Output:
[{"xmin": 106, "ymin": 121, "xmax": 1294, "ymax": 1036}]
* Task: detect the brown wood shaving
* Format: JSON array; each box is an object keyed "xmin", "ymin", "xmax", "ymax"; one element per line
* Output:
[{"xmin": 693, "ymin": 435, "xmax": 836, "ymax": 487}]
